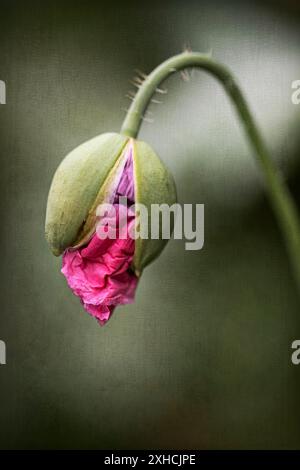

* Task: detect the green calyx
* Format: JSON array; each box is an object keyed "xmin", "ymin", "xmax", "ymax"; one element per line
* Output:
[
  {"xmin": 45, "ymin": 133, "xmax": 128, "ymax": 256},
  {"xmin": 132, "ymin": 139, "xmax": 177, "ymax": 272},
  {"xmin": 45, "ymin": 133, "xmax": 177, "ymax": 273}
]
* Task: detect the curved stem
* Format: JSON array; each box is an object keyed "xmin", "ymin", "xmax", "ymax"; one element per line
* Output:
[{"xmin": 121, "ymin": 51, "xmax": 300, "ymax": 292}]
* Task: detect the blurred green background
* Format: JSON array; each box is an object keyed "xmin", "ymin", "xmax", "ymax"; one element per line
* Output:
[{"xmin": 0, "ymin": 0, "xmax": 300, "ymax": 449}]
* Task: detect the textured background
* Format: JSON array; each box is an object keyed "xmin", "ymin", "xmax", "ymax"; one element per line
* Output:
[{"xmin": 0, "ymin": 0, "xmax": 300, "ymax": 449}]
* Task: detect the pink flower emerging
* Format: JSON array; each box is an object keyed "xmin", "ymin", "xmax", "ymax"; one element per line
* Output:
[{"xmin": 61, "ymin": 145, "xmax": 138, "ymax": 325}]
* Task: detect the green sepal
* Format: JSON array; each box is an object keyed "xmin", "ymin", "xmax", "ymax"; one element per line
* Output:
[
  {"xmin": 132, "ymin": 139, "xmax": 177, "ymax": 273},
  {"xmin": 45, "ymin": 133, "xmax": 128, "ymax": 255}
]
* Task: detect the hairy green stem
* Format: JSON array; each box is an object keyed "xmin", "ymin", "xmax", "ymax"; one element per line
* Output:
[{"xmin": 121, "ymin": 51, "xmax": 300, "ymax": 291}]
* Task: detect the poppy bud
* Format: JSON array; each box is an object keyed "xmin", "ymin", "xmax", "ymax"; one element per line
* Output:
[{"xmin": 45, "ymin": 133, "xmax": 176, "ymax": 324}]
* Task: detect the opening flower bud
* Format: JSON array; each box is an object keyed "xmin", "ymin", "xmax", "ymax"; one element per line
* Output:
[{"xmin": 45, "ymin": 133, "xmax": 176, "ymax": 324}]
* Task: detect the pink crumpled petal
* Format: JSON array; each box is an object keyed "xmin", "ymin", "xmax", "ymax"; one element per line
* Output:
[
  {"xmin": 61, "ymin": 144, "xmax": 138, "ymax": 326},
  {"xmin": 115, "ymin": 149, "xmax": 134, "ymax": 204}
]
